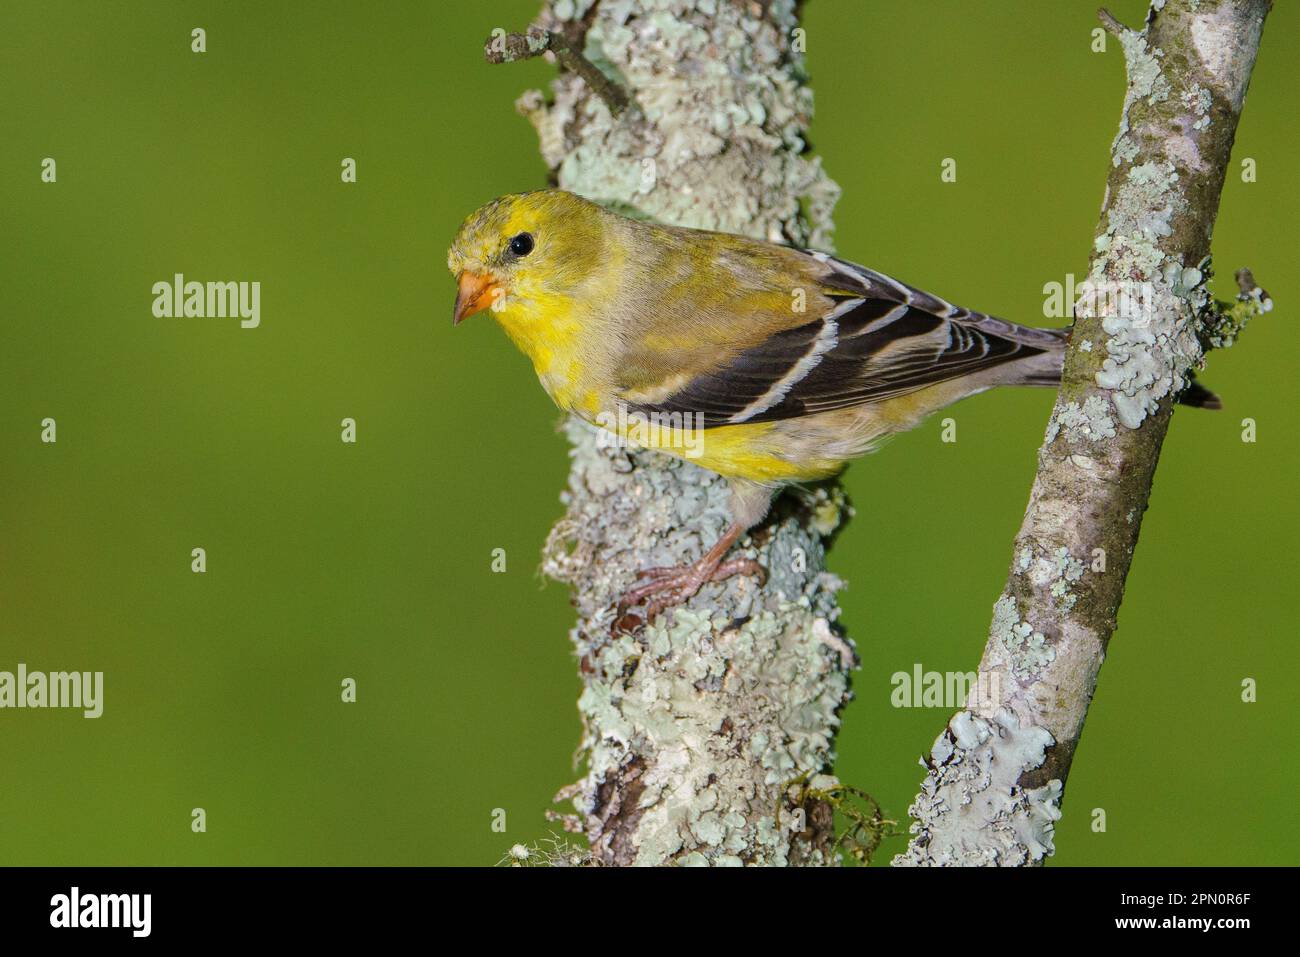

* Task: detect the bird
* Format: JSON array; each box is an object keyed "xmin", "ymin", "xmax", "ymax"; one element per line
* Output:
[{"xmin": 447, "ymin": 189, "xmax": 1206, "ymax": 620}]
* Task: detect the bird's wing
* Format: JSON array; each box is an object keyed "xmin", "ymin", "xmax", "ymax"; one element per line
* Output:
[{"xmin": 623, "ymin": 251, "xmax": 1066, "ymax": 428}]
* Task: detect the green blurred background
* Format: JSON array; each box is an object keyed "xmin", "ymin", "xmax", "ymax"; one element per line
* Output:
[{"xmin": 2, "ymin": 1, "xmax": 1295, "ymax": 866}]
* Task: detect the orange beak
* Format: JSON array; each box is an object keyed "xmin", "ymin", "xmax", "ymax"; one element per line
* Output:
[{"xmin": 453, "ymin": 271, "xmax": 501, "ymax": 325}]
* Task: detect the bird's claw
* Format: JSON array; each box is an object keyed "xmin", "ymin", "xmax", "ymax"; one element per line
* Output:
[{"xmin": 616, "ymin": 556, "xmax": 767, "ymax": 623}]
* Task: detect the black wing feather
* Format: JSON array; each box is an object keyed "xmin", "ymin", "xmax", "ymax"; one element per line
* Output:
[{"xmin": 628, "ymin": 254, "xmax": 1065, "ymax": 428}]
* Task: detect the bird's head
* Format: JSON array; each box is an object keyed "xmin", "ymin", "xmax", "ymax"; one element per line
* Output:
[{"xmin": 447, "ymin": 189, "xmax": 610, "ymax": 327}]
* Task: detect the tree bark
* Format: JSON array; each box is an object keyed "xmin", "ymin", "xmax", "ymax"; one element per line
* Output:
[
  {"xmin": 896, "ymin": 0, "xmax": 1271, "ymax": 867},
  {"xmin": 500, "ymin": 0, "xmax": 851, "ymax": 865}
]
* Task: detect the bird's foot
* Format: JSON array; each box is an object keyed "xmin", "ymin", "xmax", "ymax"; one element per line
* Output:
[{"xmin": 617, "ymin": 555, "xmax": 767, "ymax": 624}]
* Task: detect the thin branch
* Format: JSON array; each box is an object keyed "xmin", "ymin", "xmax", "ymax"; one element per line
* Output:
[
  {"xmin": 897, "ymin": 0, "xmax": 1273, "ymax": 867},
  {"xmin": 1200, "ymin": 265, "xmax": 1273, "ymax": 352},
  {"xmin": 484, "ymin": 28, "xmax": 631, "ymax": 117},
  {"xmin": 1097, "ymin": 7, "xmax": 1129, "ymax": 38}
]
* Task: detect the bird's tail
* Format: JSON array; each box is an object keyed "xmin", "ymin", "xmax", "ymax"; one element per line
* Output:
[
  {"xmin": 1176, "ymin": 375, "xmax": 1223, "ymax": 409},
  {"xmin": 1013, "ymin": 326, "xmax": 1220, "ymax": 409}
]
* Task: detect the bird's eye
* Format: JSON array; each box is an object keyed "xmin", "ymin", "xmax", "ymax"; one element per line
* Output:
[{"xmin": 508, "ymin": 232, "xmax": 535, "ymax": 257}]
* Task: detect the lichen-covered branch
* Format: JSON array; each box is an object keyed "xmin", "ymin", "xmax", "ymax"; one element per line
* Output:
[
  {"xmin": 497, "ymin": 0, "xmax": 851, "ymax": 866},
  {"xmin": 896, "ymin": 0, "xmax": 1271, "ymax": 867},
  {"xmin": 543, "ymin": 423, "xmax": 855, "ymax": 865}
]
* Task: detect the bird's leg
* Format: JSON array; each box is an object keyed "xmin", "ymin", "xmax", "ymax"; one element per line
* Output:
[{"xmin": 617, "ymin": 519, "xmax": 766, "ymax": 619}]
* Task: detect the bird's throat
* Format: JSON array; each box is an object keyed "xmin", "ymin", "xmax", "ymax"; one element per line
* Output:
[{"xmin": 492, "ymin": 299, "xmax": 592, "ymax": 414}]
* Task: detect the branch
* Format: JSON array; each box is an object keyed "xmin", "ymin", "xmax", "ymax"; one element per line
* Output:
[
  {"xmin": 484, "ymin": 28, "xmax": 632, "ymax": 117},
  {"xmin": 896, "ymin": 0, "xmax": 1272, "ymax": 867},
  {"xmin": 1096, "ymin": 7, "xmax": 1129, "ymax": 39},
  {"xmin": 1200, "ymin": 266, "xmax": 1273, "ymax": 351},
  {"xmin": 506, "ymin": 0, "xmax": 849, "ymax": 866}
]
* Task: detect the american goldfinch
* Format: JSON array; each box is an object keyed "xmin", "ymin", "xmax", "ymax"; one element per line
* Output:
[{"xmin": 449, "ymin": 189, "xmax": 1068, "ymax": 618}]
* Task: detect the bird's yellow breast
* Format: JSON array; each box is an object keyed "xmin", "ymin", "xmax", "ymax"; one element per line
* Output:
[{"xmin": 593, "ymin": 413, "xmax": 846, "ymax": 485}]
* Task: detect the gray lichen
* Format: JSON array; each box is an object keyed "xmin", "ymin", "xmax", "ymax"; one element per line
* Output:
[
  {"xmin": 1089, "ymin": 12, "xmax": 1222, "ymax": 430},
  {"xmin": 894, "ymin": 709, "xmax": 1061, "ymax": 867},
  {"xmin": 1043, "ymin": 547, "xmax": 1086, "ymax": 613},
  {"xmin": 1089, "ymin": 159, "xmax": 1205, "ymax": 429},
  {"xmin": 1045, "ymin": 395, "xmax": 1117, "ymax": 444},
  {"xmin": 1110, "ymin": 28, "xmax": 1168, "ymax": 167},
  {"xmin": 1184, "ymin": 81, "xmax": 1213, "ymax": 129},
  {"xmin": 1121, "ymin": 30, "xmax": 1170, "ymax": 105},
  {"xmin": 987, "ymin": 593, "xmax": 1056, "ymax": 681}
]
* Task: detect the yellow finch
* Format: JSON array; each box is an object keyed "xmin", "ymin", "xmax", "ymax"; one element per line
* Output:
[{"xmin": 448, "ymin": 189, "xmax": 1068, "ymax": 617}]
